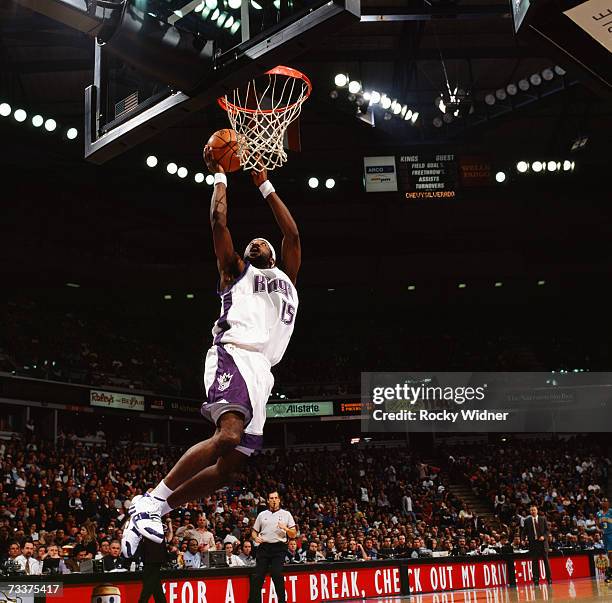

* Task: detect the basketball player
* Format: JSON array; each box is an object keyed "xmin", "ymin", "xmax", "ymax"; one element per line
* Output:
[
  {"xmin": 597, "ymin": 498, "xmax": 612, "ymax": 567},
  {"xmin": 123, "ymin": 146, "xmax": 300, "ymax": 552}
]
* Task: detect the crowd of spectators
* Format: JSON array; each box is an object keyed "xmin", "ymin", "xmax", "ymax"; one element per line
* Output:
[
  {"xmin": 1, "ymin": 433, "xmax": 609, "ymax": 576},
  {"xmin": 444, "ymin": 436, "xmax": 611, "ymax": 552},
  {"xmin": 2, "ymin": 297, "xmax": 610, "ymax": 401}
]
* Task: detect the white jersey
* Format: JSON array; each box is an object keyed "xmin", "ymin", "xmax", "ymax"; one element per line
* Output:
[{"xmin": 211, "ymin": 262, "xmax": 298, "ymax": 366}]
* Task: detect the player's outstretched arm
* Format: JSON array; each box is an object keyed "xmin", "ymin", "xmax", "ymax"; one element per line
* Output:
[
  {"xmin": 205, "ymin": 145, "xmax": 244, "ymax": 286},
  {"xmin": 252, "ymin": 166, "xmax": 301, "ymax": 285}
]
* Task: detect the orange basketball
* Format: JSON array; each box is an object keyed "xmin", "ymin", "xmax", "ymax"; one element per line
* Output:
[{"xmin": 206, "ymin": 128, "xmax": 241, "ymax": 173}]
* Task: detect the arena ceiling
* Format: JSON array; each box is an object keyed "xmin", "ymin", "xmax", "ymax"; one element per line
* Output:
[{"xmin": 1, "ymin": 0, "xmax": 611, "ymax": 293}]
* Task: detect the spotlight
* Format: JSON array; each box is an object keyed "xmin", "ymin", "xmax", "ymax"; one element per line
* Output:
[
  {"xmin": 228, "ymin": 0, "xmax": 240, "ymax": 7},
  {"xmin": 518, "ymin": 79, "xmax": 530, "ymax": 91},
  {"xmin": 230, "ymin": 19, "xmax": 240, "ymax": 34},
  {"xmin": 369, "ymin": 91, "xmax": 381, "ymax": 104},
  {"xmin": 495, "ymin": 282, "xmax": 503, "ymax": 287},
  {"xmin": 517, "ymin": 161, "xmax": 528, "ymax": 173},
  {"xmin": 542, "ymin": 68, "xmax": 554, "ymax": 81},
  {"xmin": 177, "ymin": 167, "xmax": 188, "ymax": 178},
  {"xmin": 554, "ymin": 65, "xmax": 566, "ymax": 76},
  {"xmin": 563, "ymin": 160, "xmax": 572, "ymax": 171},
  {"xmin": 433, "ymin": 116, "xmax": 443, "ymax": 128},
  {"xmin": 408, "ymin": 285, "xmax": 416, "ymax": 291},
  {"xmin": 216, "ymin": 11, "xmax": 227, "ymax": 25},
  {"xmin": 547, "ymin": 161, "xmax": 557, "ymax": 171},
  {"xmin": 44, "ymin": 118, "xmax": 57, "ymax": 131},
  {"xmin": 14, "ymin": 109, "xmax": 27, "ymax": 122},
  {"xmin": 66, "ymin": 127, "xmax": 78, "ymax": 140},
  {"xmin": 410, "ymin": 112, "xmax": 419, "ymax": 124},
  {"xmin": 484, "ymin": 94, "xmax": 496, "ymax": 106},
  {"xmin": 537, "ymin": 280, "xmax": 546, "ymax": 286},
  {"xmin": 404, "ymin": 109, "xmax": 413, "ymax": 121},
  {"xmin": 0, "ymin": 103, "xmax": 11, "ymax": 117},
  {"xmin": 495, "ymin": 171, "xmax": 506, "ymax": 183},
  {"xmin": 186, "ymin": 293, "xmax": 195, "ymax": 299},
  {"xmin": 194, "ymin": 2, "xmax": 204, "ymax": 11},
  {"xmin": 401, "ymin": 105, "xmax": 407, "ymax": 117},
  {"xmin": 211, "ymin": 8, "xmax": 220, "ymax": 19},
  {"xmin": 224, "ymin": 15, "xmax": 234, "ymax": 28},
  {"xmin": 32, "ymin": 115, "xmax": 44, "ymax": 127},
  {"xmin": 308, "ymin": 177, "xmax": 319, "ymax": 189},
  {"xmin": 205, "ymin": 174, "xmax": 215, "ymax": 185},
  {"xmin": 146, "ymin": 155, "xmax": 158, "ymax": 168},
  {"xmin": 495, "ymin": 89, "xmax": 507, "ymax": 101},
  {"xmin": 532, "ymin": 161, "xmax": 543, "ymax": 172},
  {"xmin": 205, "ymin": 0, "xmax": 217, "ymax": 8},
  {"xmin": 529, "ymin": 73, "xmax": 542, "ymax": 86},
  {"xmin": 334, "ymin": 73, "xmax": 348, "ymax": 87},
  {"xmin": 362, "ymin": 92, "xmax": 371, "ymax": 102},
  {"xmin": 167, "ymin": 162, "xmax": 178, "ymax": 174},
  {"xmin": 458, "ymin": 283, "xmax": 467, "ymax": 289},
  {"xmin": 195, "ymin": 172, "xmax": 205, "ymax": 183},
  {"xmin": 392, "ymin": 102, "xmax": 402, "ymax": 115},
  {"xmin": 348, "ymin": 80, "xmax": 361, "ymax": 94},
  {"xmin": 325, "ymin": 178, "xmax": 335, "ymax": 189},
  {"xmin": 381, "ymin": 96, "xmax": 391, "ymax": 110},
  {"xmin": 329, "ymin": 90, "xmax": 339, "ymax": 99},
  {"xmin": 506, "ymin": 84, "xmax": 518, "ymax": 96},
  {"xmin": 163, "ymin": 294, "xmax": 172, "ymax": 300}
]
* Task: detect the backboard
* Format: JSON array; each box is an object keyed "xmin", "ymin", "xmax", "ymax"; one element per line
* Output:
[{"xmin": 84, "ymin": 0, "xmax": 360, "ymax": 163}]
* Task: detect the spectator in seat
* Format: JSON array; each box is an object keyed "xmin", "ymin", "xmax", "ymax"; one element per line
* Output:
[
  {"xmin": 15, "ymin": 541, "xmax": 42, "ymax": 575},
  {"xmin": 225, "ymin": 542, "xmax": 245, "ymax": 567},
  {"xmin": 285, "ymin": 539, "xmax": 302, "ymax": 564},
  {"xmin": 103, "ymin": 540, "xmax": 128, "ymax": 571},
  {"xmin": 239, "ymin": 541, "xmax": 256, "ymax": 566}
]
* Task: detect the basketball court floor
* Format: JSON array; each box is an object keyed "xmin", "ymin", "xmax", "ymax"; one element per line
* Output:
[{"xmin": 346, "ymin": 578, "xmax": 612, "ymax": 603}]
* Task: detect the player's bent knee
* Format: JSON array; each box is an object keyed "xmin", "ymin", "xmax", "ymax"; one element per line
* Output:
[{"xmin": 215, "ymin": 430, "xmax": 242, "ymax": 454}]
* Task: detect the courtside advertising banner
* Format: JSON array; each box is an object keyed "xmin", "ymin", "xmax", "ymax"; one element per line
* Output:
[
  {"xmin": 55, "ymin": 565, "xmax": 402, "ymax": 603},
  {"xmin": 90, "ymin": 389, "xmax": 145, "ymax": 411}
]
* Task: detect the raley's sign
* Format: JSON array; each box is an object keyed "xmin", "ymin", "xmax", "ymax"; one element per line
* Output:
[{"xmin": 90, "ymin": 389, "xmax": 145, "ymax": 412}]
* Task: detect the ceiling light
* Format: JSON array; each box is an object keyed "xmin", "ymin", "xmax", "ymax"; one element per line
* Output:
[
  {"xmin": 410, "ymin": 112, "xmax": 419, "ymax": 124},
  {"xmin": 14, "ymin": 109, "xmax": 27, "ymax": 122},
  {"xmin": 32, "ymin": 115, "xmax": 44, "ymax": 127},
  {"xmin": 369, "ymin": 91, "xmax": 381, "ymax": 104},
  {"xmin": 167, "ymin": 162, "xmax": 178, "ymax": 174},
  {"xmin": 228, "ymin": 0, "xmax": 240, "ymax": 7},
  {"xmin": 392, "ymin": 102, "xmax": 402, "ymax": 115},
  {"xmin": 518, "ymin": 79, "xmax": 530, "ymax": 91},
  {"xmin": 381, "ymin": 96, "xmax": 391, "ymax": 109},
  {"xmin": 362, "ymin": 92, "xmax": 371, "ymax": 101},
  {"xmin": 146, "ymin": 155, "xmax": 158, "ymax": 167},
  {"xmin": 404, "ymin": 109, "xmax": 413, "ymax": 121},
  {"xmin": 532, "ymin": 161, "xmax": 543, "ymax": 172},
  {"xmin": 205, "ymin": 174, "xmax": 214, "ymax": 185},
  {"xmin": 542, "ymin": 68, "xmax": 554, "ymax": 81},
  {"xmin": 516, "ymin": 161, "xmax": 528, "ymax": 173},
  {"xmin": 562, "ymin": 160, "xmax": 572, "ymax": 171},
  {"xmin": 495, "ymin": 171, "xmax": 506, "ymax": 183},
  {"xmin": 44, "ymin": 118, "xmax": 57, "ymax": 131},
  {"xmin": 325, "ymin": 178, "xmax": 335, "ymax": 189},
  {"xmin": 308, "ymin": 177, "xmax": 319, "ymax": 189},
  {"xmin": 529, "ymin": 73, "xmax": 542, "ymax": 86},
  {"xmin": 554, "ymin": 65, "xmax": 566, "ymax": 76},
  {"xmin": 348, "ymin": 80, "xmax": 361, "ymax": 94},
  {"xmin": 547, "ymin": 161, "xmax": 557, "ymax": 171},
  {"xmin": 506, "ymin": 84, "xmax": 518, "ymax": 96},
  {"xmin": 177, "ymin": 167, "xmax": 188, "ymax": 178},
  {"xmin": 495, "ymin": 89, "xmax": 507, "ymax": 101},
  {"xmin": 484, "ymin": 94, "xmax": 496, "ymax": 106},
  {"xmin": 334, "ymin": 74, "xmax": 348, "ymax": 87},
  {"xmin": 66, "ymin": 127, "xmax": 78, "ymax": 139},
  {"xmin": 195, "ymin": 172, "xmax": 205, "ymax": 183},
  {"xmin": 0, "ymin": 103, "xmax": 11, "ymax": 117},
  {"xmin": 458, "ymin": 283, "xmax": 467, "ymax": 289}
]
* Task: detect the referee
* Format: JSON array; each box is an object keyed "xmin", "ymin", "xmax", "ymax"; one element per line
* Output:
[{"xmin": 248, "ymin": 490, "xmax": 297, "ymax": 603}]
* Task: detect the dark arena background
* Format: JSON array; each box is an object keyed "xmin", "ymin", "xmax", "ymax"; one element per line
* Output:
[{"xmin": 1, "ymin": 0, "xmax": 612, "ymax": 599}]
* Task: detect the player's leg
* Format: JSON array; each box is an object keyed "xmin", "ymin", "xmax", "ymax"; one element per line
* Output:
[
  {"xmin": 167, "ymin": 446, "xmax": 247, "ymax": 509},
  {"xmin": 163, "ymin": 411, "xmax": 245, "ymax": 490}
]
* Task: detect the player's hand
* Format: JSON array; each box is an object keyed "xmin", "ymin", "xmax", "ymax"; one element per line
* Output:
[
  {"xmin": 251, "ymin": 157, "xmax": 267, "ymax": 187},
  {"xmin": 203, "ymin": 145, "xmax": 224, "ymax": 174}
]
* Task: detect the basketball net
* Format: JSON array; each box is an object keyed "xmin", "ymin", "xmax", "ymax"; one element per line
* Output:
[{"xmin": 218, "ymin": 66, "xmax": 311, "ymax": 172}]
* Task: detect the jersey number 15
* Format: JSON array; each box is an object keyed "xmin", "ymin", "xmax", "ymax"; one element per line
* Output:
[{"xmin": 281, "ymin": 300, "xmax": 296, "ymax": 325}]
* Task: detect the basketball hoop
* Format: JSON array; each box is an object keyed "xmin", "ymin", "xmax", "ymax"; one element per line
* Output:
[{"xmin": 218, "ymin": 66, "xmax": 312, "ymax": 172}]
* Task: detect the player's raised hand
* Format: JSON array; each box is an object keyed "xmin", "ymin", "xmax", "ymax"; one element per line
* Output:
[
  {"xmin": 203, "ymin": 144, "xmax": 224, "ymax": 174},
  {"xmin": 251, "ymin": 156, "xmax": 267, "ymax": 187}
]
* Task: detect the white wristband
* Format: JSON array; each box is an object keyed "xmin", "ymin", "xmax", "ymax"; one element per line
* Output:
[
  {"xmin": 214, "ymin": 172, "xmax": 227, "ymax": 187},
  {"xmin": 259, "ymin": 180, "xmax": 275, "ymax": 198}
]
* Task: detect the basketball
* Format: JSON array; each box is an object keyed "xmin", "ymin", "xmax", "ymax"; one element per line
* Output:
[{"xmin": 206, "ymin": 128, "xmax": 241, "ymax": 173}]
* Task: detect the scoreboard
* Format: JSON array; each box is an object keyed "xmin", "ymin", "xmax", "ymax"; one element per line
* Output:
[{"xmin": 364, "ymin": 153, "xmax": 495, "ymax": 198}]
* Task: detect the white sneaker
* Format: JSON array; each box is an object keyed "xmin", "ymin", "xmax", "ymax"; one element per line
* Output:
[
  {"xmin": 131, "ymin": 494, "xmax": 164, "ymax": 544},
  {"xmin": 121, "ymin": 514, "xmax": 142, "ymax": 557}
]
